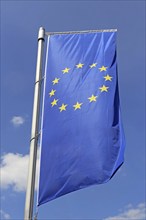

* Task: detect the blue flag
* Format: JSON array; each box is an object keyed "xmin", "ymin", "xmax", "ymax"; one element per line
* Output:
[{"xmin": 38, "ymin": 31, "xmax": 125, "ymax": 206}]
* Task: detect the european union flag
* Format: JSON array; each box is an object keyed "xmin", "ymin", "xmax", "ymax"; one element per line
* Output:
[{"xmin": 38, "ymin": 30, "xmax": 125, "ymax": 206}]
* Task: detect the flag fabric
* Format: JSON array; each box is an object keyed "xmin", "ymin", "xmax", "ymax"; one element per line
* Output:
[{"xmin": 38, "ymin": 30, "xmax": 125, "ymax": 206}]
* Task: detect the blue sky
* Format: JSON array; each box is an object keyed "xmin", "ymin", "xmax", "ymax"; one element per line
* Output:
[{"xmin": 1, "ymin": 1, "xmax": 145, "ymax": 219}]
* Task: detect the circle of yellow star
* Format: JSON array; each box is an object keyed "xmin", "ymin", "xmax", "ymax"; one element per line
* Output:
[
  {"xmin": 76, "ymin": 63, "xmax": 84, "ymax": 68},
  {"xmin": 59, "ymin": 103, "xmax": 67, "ymax": 112},
  {"xmin": 51, "ymin": 99, "xmax": 58, "ymax": 107},
  {"xmin": 62, "ymin": 67, "xmax": 70, "ymax": 74},
  {"xmin": 73, "ymin": 102, "xmax": 83, "ymax": 110},
  {"xmin": 99, "ymin": 85, "xmax": 109, "ymax": 92},
  {"xmin": 52, "ymin": 78, "xmax": 60, "ymax": 85},
  {"xmin": 104, "ymin": 74, "xmax": 112, "ymax": 81},
  {"xmin": 49, "ymin": 89, "xmax": 56, "ymax": 97},
  {"xmin": 88, "ymin": 94, "xmax": 97, "ymax": 102},
  {"xmin": 99, "ymin": 66, "xmax": 108, "ymax": 72},
  {"xmin": 90, "ymin": 63, "xmax": 97, "ymax": 68}
]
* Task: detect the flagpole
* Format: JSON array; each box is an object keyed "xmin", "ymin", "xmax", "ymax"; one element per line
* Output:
[{"xmin": 24, "ymin": 27, "xmax": 45, "ymax": 220}]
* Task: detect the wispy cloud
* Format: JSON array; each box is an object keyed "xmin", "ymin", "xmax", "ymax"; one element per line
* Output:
[
  {"xmin": 10, "ymin": 116, "xmax": 25, "ymax": 127},
  {"xmin": 104, "ymin": 203, "xmax": 146, "ymax": 220},
  {"xmin": 1, "ymin": 152, "xmax": 40, "ymax": 192},
  {"xmin": 0, "ymin": 210, "xmax": 11, "ymax": 220}
]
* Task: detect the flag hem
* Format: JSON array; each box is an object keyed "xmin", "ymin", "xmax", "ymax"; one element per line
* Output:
[{"xmin": 36, "ymin": 36, "xmax": 50, "ymax": 207}]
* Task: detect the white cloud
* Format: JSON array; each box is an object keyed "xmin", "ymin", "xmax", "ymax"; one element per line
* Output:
[
  {"xmin": 0, "ymin": 210, "xmax": 11, "ymax": 219},
  {"xmin": 11, "ymin": 116, "xmax": 25, "ymax": 126},
  {"xmin": 1, "ymin": 151, "xmax": 40, "ymax": 192},
  {"xmin": 104, "ymin": 203, "xmax": 146, "ymax": 220}
]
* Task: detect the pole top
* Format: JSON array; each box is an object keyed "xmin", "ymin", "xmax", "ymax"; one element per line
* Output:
[{"xmin": 38, "ymin": 27, "xmax": 45, "ymax": 41}]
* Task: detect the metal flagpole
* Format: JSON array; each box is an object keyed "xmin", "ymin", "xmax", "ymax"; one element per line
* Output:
[{"xmin": 24, "ymin": 27, "xmax": 45, "ymax": 220}]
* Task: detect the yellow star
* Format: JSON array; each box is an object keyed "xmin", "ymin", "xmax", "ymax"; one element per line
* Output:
[
  {"xmin": 73, "ymin": 102, "xmax": 83, "ymax": 110},
  {"xmin": 88, "ymin": 94, "xmax": 97, "ymax": 102},
  {"xmin": 59, "ymin": 103, "xmax": 67, "ymax": 112},
  {"xmin": 52, "ymin": 78, "xmax": 60, "ymax": 85},
  {"xmin": 99, "ymin": 85, "xmax": 109, "ymax": 92},
  {"xmin": 76, "ymin": 63, "xmax": 84, "ymax": 68},
  {"xmin": 49, "ymin": 89, "xmax": 56, "ymax": 97},
  {"xmin": 51, "ymin": 99, "xmax": 58, "ymax": 107},
  {"xmin": 90, "ymin": 63, "xmax": 97, "ymax": 68},
  {"xmin": 62, "ymin": 67, "xmax": 70, "ymax": 74},
  {"xmin": 104, "ymin": 74, "xmax": 112, "ymax": 81},
  {"xmin": 99, "ymin": 66, "xmax": 108, "ymax": 72}
]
